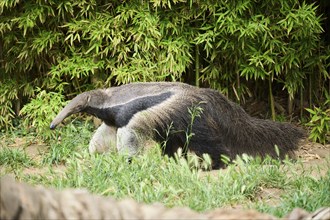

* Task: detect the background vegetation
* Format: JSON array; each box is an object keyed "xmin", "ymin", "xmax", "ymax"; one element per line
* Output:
[
  {"xmin": 0, "ymin": 0, "xmax": 329, "ymax": 143},
  {"xmin": 0, "ymin": 0, "xmax": 330, "ymax": 142},
  {"xmin": 0, "ymin": 1, "xmax": 329, "ymax": 217}
]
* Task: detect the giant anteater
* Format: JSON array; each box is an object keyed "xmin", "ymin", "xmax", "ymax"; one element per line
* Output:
[{"xmin": 50, "ymin": 82, "xmax": 305, "ymax": 168}]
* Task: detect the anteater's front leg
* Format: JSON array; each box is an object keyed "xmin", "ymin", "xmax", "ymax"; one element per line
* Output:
[{"xmin": 89, "ymin": 123, "xmax": 117, "ymax": 154}]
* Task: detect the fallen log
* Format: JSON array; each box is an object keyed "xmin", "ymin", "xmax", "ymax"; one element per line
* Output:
[{"xmin": 0, "ymin": 176, "xmax": 328, "ymax": 220}]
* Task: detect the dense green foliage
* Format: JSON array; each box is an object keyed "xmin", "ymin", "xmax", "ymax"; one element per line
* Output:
[{"xmin": 0, "ymin": 0, "xmax": 329, "ymax": 142}]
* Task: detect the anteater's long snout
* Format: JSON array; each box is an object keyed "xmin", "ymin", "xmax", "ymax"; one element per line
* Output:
[
  {"xmin": 49, "ymin": 110, "xmax": 69, "ymax": 130},
  {"xmin": 50, "ymin": 123, "xmax": 57, "ymax": 130},
  {"xmin": 49, "ymin": 93, "xmax": 88, "ymax": 130}
]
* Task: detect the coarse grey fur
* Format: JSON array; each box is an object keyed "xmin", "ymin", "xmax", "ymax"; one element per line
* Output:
[{"xmin": 50, "ymin": 82, "xmax": 306, "ymax": 169}]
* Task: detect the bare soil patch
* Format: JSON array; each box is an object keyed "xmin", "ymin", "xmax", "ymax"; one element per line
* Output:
[
  {"xmin": 257, "ymin": 187, "xmax": 283, "ymax": 206},
  {"xmin": 295, "ymin": 140, "xmax": 330, "ymax": 177}
]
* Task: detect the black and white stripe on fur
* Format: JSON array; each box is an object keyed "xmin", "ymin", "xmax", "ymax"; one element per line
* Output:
[{"xmin": 50, "ymin": 82, "xmax": 305, "ymax": 168}]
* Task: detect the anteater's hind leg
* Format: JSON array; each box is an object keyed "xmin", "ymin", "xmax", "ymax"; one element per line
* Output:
[{"xmin": 116, "ymin": 126, "xmax": 148, "ymax": 157}]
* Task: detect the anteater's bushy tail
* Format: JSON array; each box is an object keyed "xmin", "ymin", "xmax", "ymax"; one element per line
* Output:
[
  {"xmin": 227, "ymin": 116, "xmax": 306, "ymax": 159},
  {"xmin": 205, "ymin": 90, "xmax": 306, "ymax": 161}
]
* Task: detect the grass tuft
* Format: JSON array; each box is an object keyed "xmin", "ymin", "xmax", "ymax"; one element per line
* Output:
[{"xmin": 0, "ymin": 147, "xmax": 35, "ymax": 170}]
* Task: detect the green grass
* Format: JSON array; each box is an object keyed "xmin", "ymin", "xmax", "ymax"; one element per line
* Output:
[
  {"xmin": 254, "ymin": 172, "xmax": 330, "ymax": 216},
  {"xmin": 0, "ymin": 123, "xmax": 329, "ymax": 218},
  {"xmin": 0, "ymin": 147, "xmax": 36, "ymax": 172}
]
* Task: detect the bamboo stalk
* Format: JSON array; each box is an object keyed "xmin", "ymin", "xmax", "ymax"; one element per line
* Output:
[
  {"xmin": 269, "ymin": 74, "xmax": 276, "ymax": 121},
  {"xmin": 300, "ymin": 86, "xmax": 304, "ymax": 119},
  {"xmin": 195, "ymin": 45, "xmax": 200, "ymax": 87}
]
